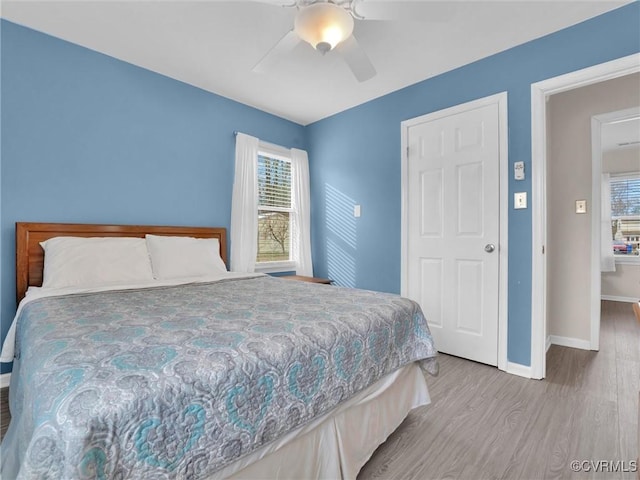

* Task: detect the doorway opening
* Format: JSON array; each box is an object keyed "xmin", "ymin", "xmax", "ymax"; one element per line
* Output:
[{"xmin": 530, "ymin": 54, "xmax": 640, "ymax": 379}]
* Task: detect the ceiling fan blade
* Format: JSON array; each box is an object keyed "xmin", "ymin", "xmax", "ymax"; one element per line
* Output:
[
  {"xmin": 252, "ymin": 30, "xmax": 301, "ymax": 73},
  {"xmin": 336, "ymin": 35, "xmax": 376, "ymax": 83},
  {"xmin": 353, "ymin": 1, "xmax": 456, "ymax": 22}
]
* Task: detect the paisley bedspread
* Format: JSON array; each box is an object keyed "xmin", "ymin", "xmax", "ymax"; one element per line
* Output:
[{"xmin": 1, "ymin": 276, "xmax": 437, "ymax": 479}]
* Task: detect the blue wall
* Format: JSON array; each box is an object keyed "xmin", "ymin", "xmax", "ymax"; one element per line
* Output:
[
  {"xmin": 0, "ymin": 20, "xmax": 306, "ymax": 374},
  {"xmin": 1, "ymin": 4, "xmax": 639, "ymax": 375},
  {"xmin": 306, "ymin": 2, "xmax": 640, "ymax": 366}
]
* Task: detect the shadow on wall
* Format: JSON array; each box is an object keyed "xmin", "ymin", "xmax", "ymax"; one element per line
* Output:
[{"xmin": 325, "ymin": 184, "xmax": 356, "ymax": 288}]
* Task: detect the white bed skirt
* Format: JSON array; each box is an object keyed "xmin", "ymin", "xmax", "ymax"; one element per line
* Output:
[{"xmin": 211, "ymin": 362, "xmax": 431, "ymax": 480}]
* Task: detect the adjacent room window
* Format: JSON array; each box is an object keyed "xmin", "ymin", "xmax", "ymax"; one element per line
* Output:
[
  {"xmin": 257, "ymin": 148, "xmax": 293, "ymax": 265},
  {"xmin": 610, "ymin": 173, "xmax": 640, "ymax": 258}
]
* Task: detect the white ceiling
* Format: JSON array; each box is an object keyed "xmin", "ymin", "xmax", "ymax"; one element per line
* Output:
[{"xmin": 1, "ymin": 0, "xmax": 631, "ymax": 125}]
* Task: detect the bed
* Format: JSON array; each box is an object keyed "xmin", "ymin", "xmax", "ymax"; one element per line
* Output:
[{"xmin": 1, "ymin": 222, "xmax": 438, "ymax": 479}]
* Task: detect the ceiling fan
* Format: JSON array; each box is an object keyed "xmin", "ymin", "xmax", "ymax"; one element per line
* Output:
[{"xmin": 247, "ymin": 0, "xmax": 452, "ymax": 82}]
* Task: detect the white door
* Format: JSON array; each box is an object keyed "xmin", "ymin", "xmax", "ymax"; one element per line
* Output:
[{"xmin": 404, "ymin": 100, "xmax": 502, "ymax": 366}]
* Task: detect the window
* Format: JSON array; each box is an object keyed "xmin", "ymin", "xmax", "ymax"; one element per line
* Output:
[
  {"xmin": 257, "ymin": 147, "xmax": 294, "ymax": 266},
  {"xmin": 231, "ymin": 133, "xmax": 311, "ymax": 275},
  {"xmin": 610, "ymin": 173, "xmax": 640, "ymax": 258}
]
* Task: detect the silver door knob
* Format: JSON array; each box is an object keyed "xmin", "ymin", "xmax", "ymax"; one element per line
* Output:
[{"xmin": 484, "ymin": 244, "xmax": 495, "ymax": 253}]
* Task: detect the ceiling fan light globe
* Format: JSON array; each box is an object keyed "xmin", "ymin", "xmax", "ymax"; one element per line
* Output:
[{"xmin": 294, "ymin": 3, "xmax": 354, "ymax": 52}]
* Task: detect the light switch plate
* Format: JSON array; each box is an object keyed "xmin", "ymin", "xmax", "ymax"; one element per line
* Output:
[
  {"xmin": 354, "ymin": 205, "xmax": 361, "ymax": 218},
  {"xmin": 514, "ymin": 192, "xmax": 527, "ymax": 209},
  {"xmin": 576, "ymin": 200, "xmax": 587, "ymax": 214}
]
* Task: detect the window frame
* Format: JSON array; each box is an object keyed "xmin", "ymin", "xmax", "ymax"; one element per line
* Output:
[
  {"xmin": 254, "ymin": 142, "xmax": 297, "ymax": 273},
  {"xmin": 609, "ymin": 172, "xmax": 640, "ymax": 265}
]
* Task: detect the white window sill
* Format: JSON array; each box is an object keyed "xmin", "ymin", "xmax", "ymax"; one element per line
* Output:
[
  {"xmin": 614, "ymin": 256, "xmax": 640, "ymax": 266},
  {"xmin": 255, "ymin": 261, "xmax": 297, "ymax": 274}
]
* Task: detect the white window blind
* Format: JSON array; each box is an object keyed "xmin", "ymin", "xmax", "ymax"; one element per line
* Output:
[
  {"xmin": 610, "ymin": 173, "xmax": 640, "ymax": 257},
  {"xmin": 257, "ymin": 153, "xmax": 293, "ymax": 263},
  {"xmin": 610, "ymin": 175, "xmax": 640, "ymax": 216},
  {"xmin": 258, "ymin": 155, "xmax": 291, "ymax": 209}
]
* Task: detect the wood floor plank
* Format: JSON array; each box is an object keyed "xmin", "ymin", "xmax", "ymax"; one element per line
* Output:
[
  {"xmin": 617, "ymin": 358, "xmax": 639, "ymax": 471},
  {"xmin": 569, "ymin": 396, "xmax": 622, "ymax": 480},
  {"xmin": 612, "ymin": 302, "xmax": 640, "ymax": 362},
  {"xmin": 501, "ymin": 390, "xmax": 581, "ymax": 480}
]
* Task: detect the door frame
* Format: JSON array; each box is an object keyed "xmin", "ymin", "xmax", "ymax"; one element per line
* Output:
[
  {"xmin": 400, "ymin": 92, "xmax": 509, "ymax": 373},
  {"xmin": 591, "ymin": 106, "xmax": 640, "ymax": 303},
  {"xmin": 530, "ymin": 53, "xmax": 640, "ymax": 380}
]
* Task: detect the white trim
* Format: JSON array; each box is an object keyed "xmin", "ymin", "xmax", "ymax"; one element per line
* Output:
[
  {"xmin": 401, "ymin": 92, "xmax": 509, "ymax": 373},
  {"xmin": 532, "ymin": 54, "xmax": 640, "ymax": 97},
  {"xmin": 254, "ymin": 260, "xmax": 297, "ymax": 274},
  {"xmin": 0, "ymin": 372, "xmax": 10, "ymax": 389},
  {"xmin": 530, "ymin": 53, "xmax": 640, "ymax": 380},
  {"xmin": 258, "ymin": 141, "xmax": 292, "ymax": 162},
  {"xmin": 545, "ymin": 335, "xmax": 552, "ymax": 353},
  {"xmin": 611, "ymin": 172, "xmax": 640, "ymax": 181},
  {"xmin": 256, "ymin": 147, "xmax": 300, "ymax": 272},
  {"xmin": 497, "ymin": 94, "xmax": 509, "ymax": 373},
  {"xmin": 590, "ymin": 106, "xmax": 640, "ymax": 350},
  {"xmin": 614, "ymin": 256, "xmax": 640, "ymax": 265},
  {"xmin": 598, "ymin": 121, "xmax": 640, "ymax": 255},
  {"xmin": 400, "ymin": 121, "xmax": 408, "ymax": 298},
  {"xmin": 590, "ymin": 115, "xmax": 603, "ymax": 351},
  {"xmin": 258, "ymin": 206, "xmax": 292, "ymax": 214},
  {"xmin": 601, "ymin": 294, "xmax": 640, "ymax": 303},
  {"xmin": 531, "ymin": 82, "xmax": 547, "ymax": 380},
  {"xmin": 506, "ymin": 362, "xmax": 532, "ymax": 379},
  {"xmin": 549, "ymin": 335, "xmax": 592, "ymax": 351}
]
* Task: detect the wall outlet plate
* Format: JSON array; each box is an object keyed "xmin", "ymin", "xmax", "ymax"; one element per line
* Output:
[{"xmin": 576, "ymin": 200, "xmax": 587, "ymax": 214}]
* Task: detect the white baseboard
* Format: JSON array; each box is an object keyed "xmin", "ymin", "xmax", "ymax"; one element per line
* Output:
[
  {"xmin": 601, "ymin": 295, "xmax": 638, "ymax": 304},
  {"xmin": 545, "ymin": 335, "xmax": 552, "ymax": 353},
  {"xmin": 0, "ymin": 373, "xmax": 11, "ymax": 389},
  {"xmin": 549, "ymin": 335, "xmax": 591, "ymax": 351},
  {"xmin": 506, "ymin": 361, "xmax": 532, "ymax": 379}
]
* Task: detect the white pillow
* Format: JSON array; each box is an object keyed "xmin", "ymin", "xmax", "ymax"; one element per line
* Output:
[
  {"xmin": 145, "ymin": 234, "xmax": 227, "ymax": 280},
  {"xmin": 41, "ymin": 236, "xmax": 155, "ymax": 289}
]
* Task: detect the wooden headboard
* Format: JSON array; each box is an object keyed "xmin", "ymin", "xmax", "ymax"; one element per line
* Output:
[{"xmin": 16, "ymin": 222, "xmax": 228, "ymax": 303}]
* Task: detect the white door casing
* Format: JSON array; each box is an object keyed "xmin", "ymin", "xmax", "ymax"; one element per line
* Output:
[
  {"xmin": 401, "ymin": 93, "xmax": 508, "ymax": 368},
  {"xmin": 530, "ymin": 53, "xmax": 640, "ymax": 380}
]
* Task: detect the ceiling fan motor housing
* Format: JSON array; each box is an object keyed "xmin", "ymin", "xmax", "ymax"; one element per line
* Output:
[{"xmin": 316, "ymin": 42, "xmax": 331, "ymax": 54}]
